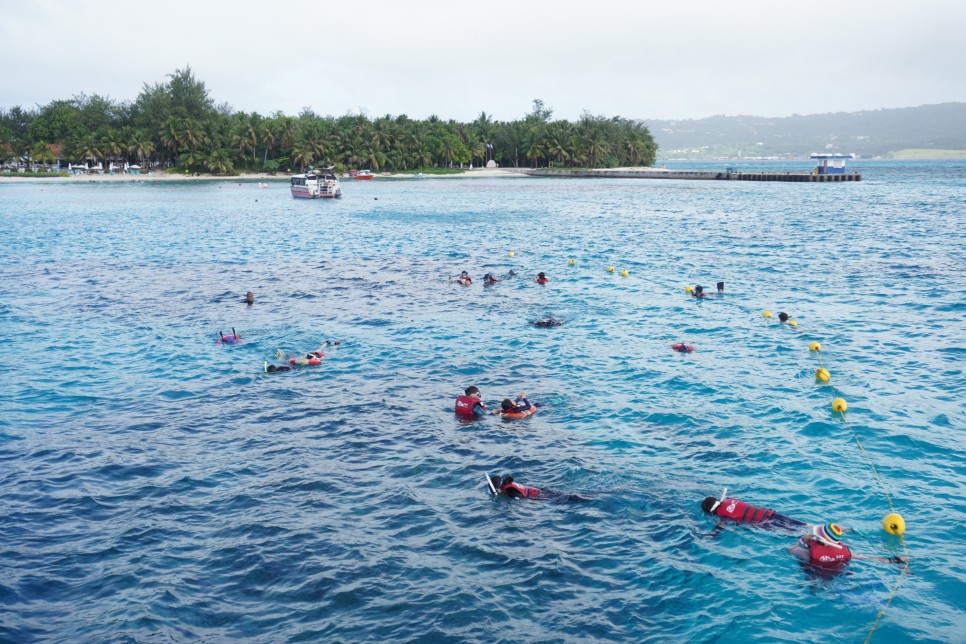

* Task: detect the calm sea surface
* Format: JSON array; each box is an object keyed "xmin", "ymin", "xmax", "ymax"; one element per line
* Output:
[{"xmin": 1, "ymin": 161, "xmax": 964, "ymax": 643}]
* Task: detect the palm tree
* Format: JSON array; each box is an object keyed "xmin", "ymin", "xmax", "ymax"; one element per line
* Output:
[
  {"xmin": 159, "ymin": 116, "xmax": 181, "ymax": 163},
  {"xmin": 205, "ymin": 148, "xmax": 234, "ymax": 174},
  {"xmin": 30, "ymin": 141, "xmax": 56, "ymax": 168},
  {"xmin": 291, "ymin": 140, "xmax": 316, "ymax": 171},
  {"xmin": 127, "ymin": 130, "xmax": 155, "ymax": 166},
  {"xmin": 179, "ymin": 118, "xmax": 206, "ymax": 151}
]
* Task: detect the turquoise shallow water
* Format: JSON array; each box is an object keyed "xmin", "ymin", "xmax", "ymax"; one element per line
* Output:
[{"xmin": 0, "ymin": 161, "xmax": 964, "ymax": 642}]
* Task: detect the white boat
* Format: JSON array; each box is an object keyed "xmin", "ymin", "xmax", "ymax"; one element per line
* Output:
[{"xmin": 290, "ymin": 166, "xmax": 342, "ymax": 199}]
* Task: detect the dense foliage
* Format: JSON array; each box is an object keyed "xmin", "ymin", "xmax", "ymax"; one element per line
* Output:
[{"xmin": 0, "ymin": 67, "xmax": 657, "ymax": 173}]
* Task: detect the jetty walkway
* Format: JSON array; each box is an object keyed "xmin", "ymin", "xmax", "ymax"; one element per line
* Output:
[{"xmin": 524, "ymin": 168, "xmax": 862, "ymax": 182}]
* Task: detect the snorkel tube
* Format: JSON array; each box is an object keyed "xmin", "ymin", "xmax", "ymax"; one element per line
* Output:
[
  {"xmin": 710, "ymin": 487, "xmax": 727, "ymax": 514},
  {"xmin": 485, "ymin": 473, "xmax": 498, "ymax": 495}
]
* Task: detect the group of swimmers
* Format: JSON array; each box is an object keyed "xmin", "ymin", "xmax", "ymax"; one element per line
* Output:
[
  {"xmin": 450, "ymin": 270, "xmax": 552, "ymax": 286},
  {"xmin": 701, "ymin": 492, "xmax": 907, "ymax": 571}
]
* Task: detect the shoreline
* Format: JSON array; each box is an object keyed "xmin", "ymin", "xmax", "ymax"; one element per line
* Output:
[{"xmin": 0, "ymin": 167, "xmax": 530, "ymax": 184}]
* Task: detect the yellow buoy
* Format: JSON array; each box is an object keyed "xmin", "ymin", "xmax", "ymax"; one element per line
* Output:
[
  {"xmin": 809, "ymin": 341, "xmax": 821, "ymax": 351},
  {"xmin": 789, "ymin": 320, "xmax": 798, "ymax": 327},
  {"xmin": 606, "ymin": 266, "xmax": 615, "ymax": 273},
  {"xmin": 620, "ymin": 269, "xmax": 629, "ymax": 277},
  {"xmin": 763, "ymin": 311, "xmax": 773, "ymax": 318},
  {"xmin": 882, "ymin": 513, "xmax": 906, "ymax": 536},
  {"xmin": 832, "ymin": 398, "xmax": 847, "ymax": 413},
  {"xmin": 568, "ymin": 258, "xmax": 575, "ymax": 265},
  {"xmin": 815, "ymin": 368, "xmax": 830, "ymax": 382},
  {"xmin": 508, "ymin": 251, "xmax": 515, "ymax": 257},
  {"xmin": 685, "ymin": 286, "xmax": 694, "ymax": 294}
]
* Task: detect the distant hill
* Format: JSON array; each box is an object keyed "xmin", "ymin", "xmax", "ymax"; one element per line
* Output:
[{"xmin": 644, "ymin": 102, "xmax": 966, "ymax": 159}]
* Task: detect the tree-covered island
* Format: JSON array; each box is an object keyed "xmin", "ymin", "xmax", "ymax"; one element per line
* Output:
[{"xmin": 0, "ymin": 67, "xmax": 657, "ymax": 175}]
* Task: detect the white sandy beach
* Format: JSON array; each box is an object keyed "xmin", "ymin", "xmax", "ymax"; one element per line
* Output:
[{"xmin": 0, "ymin": 167, "xmax": 530, "ymax": 184}]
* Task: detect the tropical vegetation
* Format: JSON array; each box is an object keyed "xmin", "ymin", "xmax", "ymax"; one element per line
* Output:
[{"xmin": 0, "ymin": 67, "xmax": 657, "ymax": 174}]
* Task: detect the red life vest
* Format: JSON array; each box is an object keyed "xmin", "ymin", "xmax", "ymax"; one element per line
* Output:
[
  {"xmin": 455, "ymin": 395, "xmax": 484, "ymax": 418},
  {"xmin": 501, "ymin": 481, "xmax": 543, "ymax": 499},
  {"xmin": 502, "ymin": 402, "xmax": 536, "ymax": 419},
  {"xmin": 806, "ymin": 540, "xmax": 852, "ymax": 566},
  {"xmin": 536, "ymin": 277, "xmax": 549, "ymax": 284},
  {"xmin": 715, "ymin": 498, "xmax": 775, "ymax": 524}
]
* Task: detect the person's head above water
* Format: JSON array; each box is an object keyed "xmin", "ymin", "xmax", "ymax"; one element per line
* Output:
[
  {"xmin": 245, "ymin": 291, "xmax": 254, "ymax": 305},
  {"xmin": 695, "ymin": 284, "xmax": 704, "ymax": 294},
  {"xmin": 460, "ymin": 271, "xmax": 469, "ymax": 277},
  {"xmin": 778, "ymin": 312, "xmax": 789, "ymax": 322},
  {"xmin": 483, "ymin": 273, "xmax": 499, "ymax": 283},
  {"xmin": 465, "ymin": 385, "xmax": 481, "ymax": 398},
  {"xmin": 501, "ymin": 399, "xmax": 515, "ymax": 411},
  {"xmin": 701, "ymin": 496, "xmax": 721, "ymax": 513},
  {"xmin": 811, "ymin": 522, "xmax": 845, "ymax": 546}
]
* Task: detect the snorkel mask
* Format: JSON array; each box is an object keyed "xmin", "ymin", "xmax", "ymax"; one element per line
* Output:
[{"xmin": 709, "ymin": 487, "xmax": 727, "ymax": 513}]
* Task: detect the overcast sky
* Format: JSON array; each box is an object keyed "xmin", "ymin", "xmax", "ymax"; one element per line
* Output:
[{"xmin": 3, "ymin": 0, "xmax": 964, "ymax": 122}]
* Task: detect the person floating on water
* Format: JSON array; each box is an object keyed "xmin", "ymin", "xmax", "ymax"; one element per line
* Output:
[
  {"xmin": 450, "ymin": 271, "xmax": 472, "ymax": 286},
  {"xmin": 788, "ymin": 523, "xmax": 908, "ymax": 570},
  {"xmin": 245, "ymin": 291, "xmax": 254, "ymax": 305},
  {"xmin": 264, "ymin": 363, "xmax": 293, "ymax": 373},
  {"xmin": 486, "ymin": 474, "xmax": 586, "ymax": 502},
  {"xmin": 482, "ymin": 273, "xmax": 501, "ymax": 284},
  {"xmin": 692, "ymin": 284, "xmax": 707, "ymax": 299},
  {"xmin": 532, "ymin": 316, "xmax": 563, "ymax": 328},
  {"xmin": 535, "ymin": 272, "xmax": 549, "ymax": 284},
  {"xmin": 288, "ymin": 340, "xmax": 340, "ymax": 365},
  {"xmin": 218, "ymin": 328, "xmax": 242, "ymax": 345},
  {"xmin": 455, "ymin": 385, "xmax": 487, "ymax": 419},
  {"xmin": 778, "ymin": 312, "xmax": 790, "ymax": 323},
  {"xmin": 702, "ymin": 492, "xmax": 813, "ymax": 537},
  {"xmin": 492, "ymin": 392, "xmax": 538, "ymax": 419}
]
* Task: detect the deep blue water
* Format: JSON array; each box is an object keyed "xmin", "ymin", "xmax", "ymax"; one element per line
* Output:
[{"xmin": 1, "ymin": 161, "xmax": 964, "ymax": 643}]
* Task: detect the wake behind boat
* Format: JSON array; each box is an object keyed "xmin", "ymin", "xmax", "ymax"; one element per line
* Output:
[{"xmin": 290, "ymin": 166, "xmax": 342, "ymax": 199}]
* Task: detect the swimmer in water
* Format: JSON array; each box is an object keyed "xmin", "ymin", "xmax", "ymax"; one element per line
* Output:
[
  {"xmin": 778, "ymin": 312, "xmax": 789, "ymax": 323},
  {"xmin": 455, "ymin": 385, "xmax": 487, "ymax": 419},
  {"xmin": 702, "ymin": 494, "xmax": 813, "ymax": 537},
  {"xmin": 450, "ymin": 271, "xmax": 472, "ymax": 286},
  {"xmin": 491, "ymin": 393, "xmax": 538, "ymax": 418},
  {"xmin": 245, "ymin": 291, "xmax": 254, "ymax": 305},
  {"xmin": 532, "ymin": 316, "xmax": 563, "ymax": 328},
  {"xmin": 692, "ymin": 284, "xmax": 707, "ymax": 298},
  {"xmin": 219, "ymin": 328, "xmax": 241, "ymax": 344},
  {"xmin": 788, "ymin": 523, "xmax": 908, "ymax": 570},
  {"xmin": 535, "ymin": 272, "xmax": 549, "ymax": 284},
  {"xmin": 264, "ymin": 362, "xmax": 292, "ymax": 373},
  {"xmin": 482, "ymin": 273, "xmax": 500, "ymax": 284},
  {"xmin": 487, "ymin": 474, "xmax": 587, "ymax": 502}
]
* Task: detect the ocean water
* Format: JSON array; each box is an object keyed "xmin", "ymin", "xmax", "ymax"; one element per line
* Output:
[{"xmin": 0, "ymin": 161, "xmax": 963, "ymax": 643}]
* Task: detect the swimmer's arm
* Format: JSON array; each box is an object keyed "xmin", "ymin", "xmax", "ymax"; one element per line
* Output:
[
  {"xmin": 853, "ymin": 554, "xmax": 909, "ymax": 565},
  {"xmin": 703, "ymin": 522, "xmax": 726, "ymax": 539}
]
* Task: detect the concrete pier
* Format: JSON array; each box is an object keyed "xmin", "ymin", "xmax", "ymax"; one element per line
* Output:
[{"xmin": 524, "ymin": 169, "xmax": 862, "ymax": 182}]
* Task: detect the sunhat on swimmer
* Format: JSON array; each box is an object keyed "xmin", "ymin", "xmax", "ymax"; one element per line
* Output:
[{"xmin": 812, "ymin": 522, "xmax": 844, "ymax": 547}]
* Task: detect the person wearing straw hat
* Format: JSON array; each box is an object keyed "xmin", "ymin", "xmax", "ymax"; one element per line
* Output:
[{"xmin": 789, "ymin": 522, "xmax": 908, "ymax": 568}]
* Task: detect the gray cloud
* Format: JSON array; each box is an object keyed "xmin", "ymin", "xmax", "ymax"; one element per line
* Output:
[{"xmin": 2, "ymin": 0, "xmax": 964, "ymax": 121}]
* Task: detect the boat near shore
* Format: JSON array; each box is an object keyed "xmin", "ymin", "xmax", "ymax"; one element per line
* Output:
[{"xmin": 290, "ymin": 167, "xmax": 342, "ymax": 198}]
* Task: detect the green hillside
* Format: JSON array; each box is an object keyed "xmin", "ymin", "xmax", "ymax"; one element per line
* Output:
[{"xmin": 645, "ymin": 103, "xmax": 966, "ymax": 159}]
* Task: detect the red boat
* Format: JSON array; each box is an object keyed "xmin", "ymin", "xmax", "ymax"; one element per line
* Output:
[{"xmin": 353, "ymin": 170, "xmax": 374, "ymax": 180}]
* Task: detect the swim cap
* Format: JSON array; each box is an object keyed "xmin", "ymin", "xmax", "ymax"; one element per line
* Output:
[{"xmin": 813, "ymin": 522, "xmax": 844, "ymax": 546}]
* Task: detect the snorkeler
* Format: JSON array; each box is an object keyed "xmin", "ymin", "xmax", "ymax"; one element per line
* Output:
[
  {"xmin": 788, "ymin": 523, "xmax": 908, "ymax": 569},
  {"xmin": 455, "ymin": 386, "xmax": 487, "ymax": 419},
  {"xmin": 532, "ymin": 316, "xmax": 563, "ymax": 328},
  {"xmin": 486, "ymin": 474, "xmax": 586, "ymax": 502},
  {"xmin": 264, "ymin": 362, "xmax": 292, "ymax": 373},
  {"xmin": 482, "ymin": 273, "xmax": 501, "ymax": 284},
  {"xmin": 692, "ymin": 284, "xmax": 707, "ymax": 298},
  {"xmin": 535, "ymin": 272, "xmax": 549, "ymax": 284},
  {"xmin": 218, "ymin": 328, "xmax": 242, "ymax": 344},
  {"xmin": 701, "ymin": 492, "xmax": 812, "ymax": 537},
  {"xmin": 450, "ymin": 271, "xmax": 472, "ymax": 286},
  {"xmin": 492, "ymin": 393, "xmax": 537, "ymax": 419}
]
